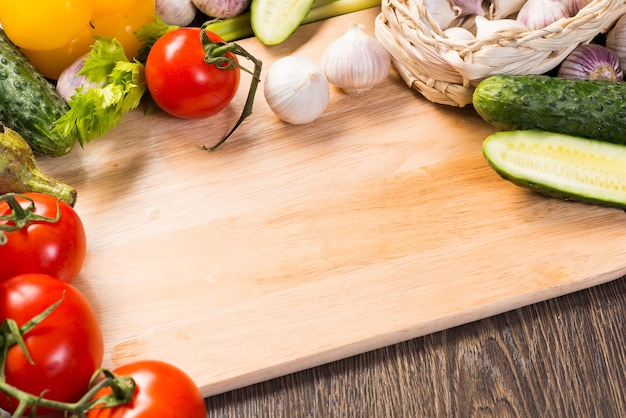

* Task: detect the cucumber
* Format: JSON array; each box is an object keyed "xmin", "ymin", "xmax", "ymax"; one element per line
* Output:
[
  {"xmin": 250, "ymin": 0, "xmax": 315, "ymax": 45},
  {"xmin": 483, "ymin": 130, "xmax": 626, "ymax": 208},
  {"xmin": 0, "ymin": 29, "xmax": 76, "ymax": 156},
  {"xmin": 473, "ymin": 75, "xmax": 626, "ymax": 146}
]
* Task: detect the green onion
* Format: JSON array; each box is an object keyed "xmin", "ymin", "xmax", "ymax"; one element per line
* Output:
[{"xmin": 205, "ymin": 0, "xmax": 382, "ymax": 42}]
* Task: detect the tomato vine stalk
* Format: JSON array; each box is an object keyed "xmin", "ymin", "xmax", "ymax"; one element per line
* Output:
[
  {"xmin": 0, "ymin": 193, "xmax": 61, "ymax": 245},
  {"xmin": 199, "ymin": 20, "xmax": 263, "ymax": 151},
  {"xmin": 0, "ymin": 296, "xmax": 135, "ymax": 417}
]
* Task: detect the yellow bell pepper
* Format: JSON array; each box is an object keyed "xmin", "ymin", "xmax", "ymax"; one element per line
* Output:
[{"xmin": 0, "ymin": 0, "xmax": 155, "ymax": 79}]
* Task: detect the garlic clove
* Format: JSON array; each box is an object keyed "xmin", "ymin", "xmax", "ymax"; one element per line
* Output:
[
  {"xmin": 320, "ymin": 22, "xmax": 391, "ymax": 94},
  {"xmin": 490, "ymin": 0, "xmax": 527, "ymax": 19},
  {"xmin": 475, "ymin": 16, "xmax": 527, "ymax": 39},
  {"xmin": 443, "ymin": 26, "xmax": 475, "ymax": 41},
  {"xmin": 423, "ymin": 0, "xmax": 458, "ymax": 30},
  {"xmin": 516, "ymin": 0, "xmax": 570, "ymax": 30},
  {"xmin": 264, "ymin": 56, "xmax": 330, "ymax": 125},
  {"xmin": 452, "ymin": 0, "xmax": 485, "ymax": 17}
]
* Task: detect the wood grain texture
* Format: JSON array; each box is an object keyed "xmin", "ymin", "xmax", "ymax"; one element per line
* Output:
[
  {"xmin": 35, "ymin": 8, "xmax": 626, "ymax": 397},
  {"xmin": 205, "ymin": 277, "xmax": 626, "ymax": 417}
]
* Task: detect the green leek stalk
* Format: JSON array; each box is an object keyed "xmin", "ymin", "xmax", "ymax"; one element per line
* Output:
[{"xmin": 206, "ymin": 0, "xmax": 382, "ymax": 42}]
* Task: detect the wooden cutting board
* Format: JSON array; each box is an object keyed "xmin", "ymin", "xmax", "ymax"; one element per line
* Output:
[{"xmin": 36, "ymin": 8, "xmax": 626, "ymax": 397}]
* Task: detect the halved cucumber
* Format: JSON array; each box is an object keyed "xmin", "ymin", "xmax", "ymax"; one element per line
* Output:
[
  {"xmin": 250, "ymin": 0, "xmax": 315, "ymax": 45},
  {"xmin": 482, "ymin": 130, "xmax": 626, "ymax": 208}
]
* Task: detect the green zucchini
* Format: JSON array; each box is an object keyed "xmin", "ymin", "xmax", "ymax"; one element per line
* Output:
[
  {"xmin": 250, "ymin": 0, "xmax": 315, "ymax": 45},
  {"xmin": 473, "ymin": 75, "xmax": 626, "ymax": 146},
  {"xmin": 482, "ymin": 130, "xmax": 626, "ymax": 209},
  {"xmin": 0, "ymin": 29, "xmax": 76, "ymax": 156}
]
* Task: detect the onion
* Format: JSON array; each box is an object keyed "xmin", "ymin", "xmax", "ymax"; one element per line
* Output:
[{"xmin": 557, "ymin": 44, "xmax": 623, "ymax": 82}]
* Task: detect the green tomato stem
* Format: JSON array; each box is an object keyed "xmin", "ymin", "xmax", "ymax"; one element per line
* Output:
[
  {"xmin": 199, "ymin": 21, "xmax": 263, "ymax": 151},
  {"xmin": 0, "ymin": 193, "xmax": 61, "ymax": 245},
  {"xmin": 0, "ymin": 296, "xmax": 137, "ymax": 417}
]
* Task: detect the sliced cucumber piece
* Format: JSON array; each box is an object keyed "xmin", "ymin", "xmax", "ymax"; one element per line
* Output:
[
  {"xmin": 250, "ymin": 0, "xmax": 315, "ymax": 45},
  {"xmin": 482, "ymin": 130, "xmax": 626, "ymax": 208}
]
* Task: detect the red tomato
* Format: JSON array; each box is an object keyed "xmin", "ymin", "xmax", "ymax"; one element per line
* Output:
[
  {"xmin": 87, "ymin": 360, "xmax": 207, "ymax": 417},
  {"xmin": 0, "ymin": 193, "xmax": 87, "ymax": 283},
  {"xmin": 145, "ymin": 27, "xmax": 241, "ymax": 119},
  {"xmin": 0, "ymin": 273, "xmax": 104, "ymax": 415}
]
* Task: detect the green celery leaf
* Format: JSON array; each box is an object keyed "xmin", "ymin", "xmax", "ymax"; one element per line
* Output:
[{"xmin": 52, "ymin": 37, "xmax": 147, "ymax": 147}]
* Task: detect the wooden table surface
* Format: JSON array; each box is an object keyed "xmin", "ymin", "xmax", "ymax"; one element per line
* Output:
[{"xmin": 204, "ymin": 275, "xmax": 626, "ymax": 416}]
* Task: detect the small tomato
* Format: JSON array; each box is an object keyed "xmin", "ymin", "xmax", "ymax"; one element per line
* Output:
[
  {"xmin": 145, "ymin": 27, "xmax": 241, "ymax": 119},
  {"xmin": 0, "ymin": 273, "xmax": 104, "ymax": 415},
  {"xmin": 0, "ymin": 193, "xmax": 87, "ymax": 283},
  {"xmin": 87, "ymin": 360, "xmax": 207, "ymax": 417}
]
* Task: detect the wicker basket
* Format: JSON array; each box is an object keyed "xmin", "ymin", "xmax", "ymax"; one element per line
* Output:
[{"xmin": 374, "ymin": 0, "xmax": 626, "ymax": 107}]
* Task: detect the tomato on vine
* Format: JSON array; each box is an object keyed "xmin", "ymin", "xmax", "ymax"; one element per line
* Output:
[
  {"xmin": 86, "ymin": 360, "xmax": 207, "ymax": 417},
  {"xmin": 0, "ymin": 193, "xmax": 87, "ymax": 283},
  {"xmin": 146, "ymin": 28, "xmax": 241, "ymax": 120},
  {"xmin": 145, "ymin": 22, "xmax": 262, "ymax": 150},
  {"xmin": 0, "ymin": 273, "xmax": 104, "ymax": 415}
]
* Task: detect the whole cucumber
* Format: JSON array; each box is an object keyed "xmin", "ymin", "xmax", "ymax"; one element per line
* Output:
[
  {"xmin": 473, "ymin": 75, "xmax": 626, "ymax": 145},
  {"xmin": 0, "ymin": 29, "xmax": 76, "ymax": 156}
]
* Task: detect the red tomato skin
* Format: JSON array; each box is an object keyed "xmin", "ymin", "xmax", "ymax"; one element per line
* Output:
[
  {"xmin": 87, "ymin": 360, "xmax": 207, "ymax": 418},
  {"xmin": 0, "ymin": 274, "xmax": 104, "ymax": 415},
  {"xmin": 145, "ymin": 27, "xmax": 241, "ymax": 119},
  {"xmin": 0, "ymin": 193, "xmax": 87, "ymax": 283}
]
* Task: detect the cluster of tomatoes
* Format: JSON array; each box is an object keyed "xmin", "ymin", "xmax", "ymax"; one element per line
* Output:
[{"xmin": 0, "ymin": 193, "xmax": 207, "ymax": 417}]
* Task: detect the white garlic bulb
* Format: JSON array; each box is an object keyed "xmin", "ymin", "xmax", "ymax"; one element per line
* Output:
[
  {"xmin": 263, "ymin": 56, "xmax": 330, "ymax": 125},
  {"xmin": 156, "ymin": 0, "xmax": 197, "ymax": 26},
  {"xmin": 517, "ymin": 0, "xmax": 570, "ymax": 30},
  {"xmin": 320, "ymin": 22, "xmax": 391, "ymax": 94}
]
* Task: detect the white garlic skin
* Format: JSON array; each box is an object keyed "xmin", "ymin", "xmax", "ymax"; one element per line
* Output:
[
  {"xmin": 320, "ymin": 22, "xmax": 391, "ymax": 94},
  {"xmin": 156, "ymin": 0, "xmax": 197, "ymax": 26},
  {"xmin": 264, "ymin": 56, "xmax": 330, "ymax": 125},
  {"xmin": 517, "ymin": 0, "xmax": 570, "ymax": 30}
]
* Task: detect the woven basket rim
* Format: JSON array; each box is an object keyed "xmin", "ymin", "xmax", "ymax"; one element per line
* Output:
[{"xmin": 375, "ymin": 0, "xmax": 626, "ymax": 106}]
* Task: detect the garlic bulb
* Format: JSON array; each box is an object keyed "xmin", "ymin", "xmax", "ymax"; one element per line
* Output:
[
  {"xmin": 56, "ymin": 55, "xmax": 104, "ymax": 103},
  {"xmin": 517, "ymin": 0, "xmax": 569, "ymax": 30},
  {"xmin": 606, "ymin": 14, "xmax": 626, "ymax": 71},
  {"xmin": 264, "ymin": 56, "xmax": 330, "ymax": 125},
  {"xmin": 192, "ymin": 0, "xmax": 250, "ymax": 18},
  {"xmin": 320, "ymin": 23, "xmax": 390, "ymax": 94},
  {"xmin": 557, "ymin": 44, "xmax": 623, "ymax": 81},
  {"xmin": 564, "ymin": 0, "xmax": 592, "ymax": 16},
  {"xmin": 156, "ymin": 0, "xmax": 197, "ymax": 26}
]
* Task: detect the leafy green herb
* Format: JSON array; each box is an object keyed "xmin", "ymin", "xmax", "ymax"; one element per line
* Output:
[{"xmin": 52, "ymin": 37, "xmax": 147, "ymax": 147}]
